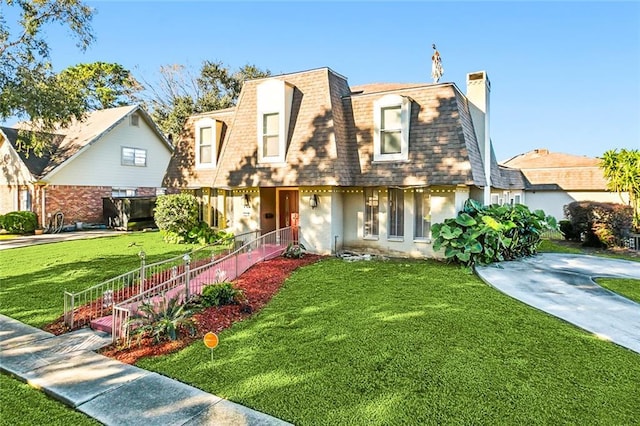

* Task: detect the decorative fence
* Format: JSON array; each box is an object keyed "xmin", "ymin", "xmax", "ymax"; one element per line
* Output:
[
  {"xmin": 111, "ymin": 227, "xmax": 293, "ymax": 342},
  {"xmin": 63, "ymin": 230, "xmax": 260, "ymax": 330}
]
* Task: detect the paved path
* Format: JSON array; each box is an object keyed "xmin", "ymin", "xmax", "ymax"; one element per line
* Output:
[
  {"xmin": 0, "ymin": 230, "xmax": 120, "ymax": 250},
  {"xmin": 0, "ymin": 314, "xmax": 291, "ymax": 425},
  {"xmin": 476, "ymin": 253, "xmax": 640, "ymax": 354}
]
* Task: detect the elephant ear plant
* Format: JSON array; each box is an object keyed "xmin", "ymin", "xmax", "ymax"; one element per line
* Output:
[{"xmin": 432, "ymin": 199, "xmax": 557, "ymax": 268}]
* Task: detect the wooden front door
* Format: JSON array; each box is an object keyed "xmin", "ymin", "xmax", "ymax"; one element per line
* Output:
[{"xmin": 278, "ymin": 190, "xmax": 299, "ymax": 241}]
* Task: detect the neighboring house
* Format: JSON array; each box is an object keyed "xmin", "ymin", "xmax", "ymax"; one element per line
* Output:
[
  {"xmin": 501, "ymin": 148, "xmax": 628, "ymax": 220},
  {"xmin": 0, "ymin": 105, "xmax": 173, "ymax": 226},
  {"xmin": 165, "ymin": 67, "xmax": 521, "ymax": 257}
]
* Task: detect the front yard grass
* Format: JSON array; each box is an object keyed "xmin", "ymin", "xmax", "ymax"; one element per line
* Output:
[
  {"xmin": 139, "ymin": 258, "xmax": 640, "ymax": 425},
  {"xmin": 0, "ymin": 374, "xmax": 98, "ymax": 426},
  {"xmin": 0, "ymin": 232, "xmax": 201, "ymax": 327},
  {"xmin": 596, "ymin": 278, "xmax": 640, "ymax": 303}
]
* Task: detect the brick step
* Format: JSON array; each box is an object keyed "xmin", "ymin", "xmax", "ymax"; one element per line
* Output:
[{"xmin": 90, "ymin": 315, "xmax": 112, "ymax": 334}]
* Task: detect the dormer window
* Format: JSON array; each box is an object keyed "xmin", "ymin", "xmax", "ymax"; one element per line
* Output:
[
  {"xmin": 256, "ymin": 79, "xmax": 294, "ymax": 164},
  {"xmin": 195, "ymin": 118, "xmax": 221, "ymax": 169},
  {"xmin": 373, "ymin": 94, "xmax": 411, "ymax": 162}
]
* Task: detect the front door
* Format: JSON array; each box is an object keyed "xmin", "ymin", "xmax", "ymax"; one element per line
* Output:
[{"xmin": 278, "ymin": 190, "xmax": 299, "ymax": 241}]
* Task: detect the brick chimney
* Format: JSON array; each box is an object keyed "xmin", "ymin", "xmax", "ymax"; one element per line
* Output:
[{"xmin": 466, "ymin": 71, "xmax": 491, "ymax": 205}]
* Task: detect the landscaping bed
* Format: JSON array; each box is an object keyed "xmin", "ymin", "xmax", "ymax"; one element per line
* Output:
[{"xmin": 98, "ymin": 254, "xmax": 323, "ymax": 364}]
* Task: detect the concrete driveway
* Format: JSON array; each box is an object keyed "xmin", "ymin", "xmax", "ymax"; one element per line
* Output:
[{"xmin": 476, "ymin": 253, "xmax": 640, "ymax": 354}]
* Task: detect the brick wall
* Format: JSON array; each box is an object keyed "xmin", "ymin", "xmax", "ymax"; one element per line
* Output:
[{"xmin": 44, "ymin": 185, "xmax": 159, "ymax": 225}]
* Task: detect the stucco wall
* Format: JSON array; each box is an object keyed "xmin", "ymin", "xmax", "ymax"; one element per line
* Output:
[{"xmin": 524, "ymin": 190, "xmax": 628, "ymax": 221}]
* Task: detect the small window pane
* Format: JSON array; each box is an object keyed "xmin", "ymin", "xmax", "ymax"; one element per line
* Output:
[
  {"xmin": 388, "ymin": 188, "xmax": 404, "ymax": 237},
  {"xmin": 200, "ymin": 127, "xmax": 212, "ymax": 145},
  {"xmin": 364, "ymin": 188, "xmax": 379, "ymax": 237},
  {"xmin": 382, "ymin": 131, "xmax": 402, "ymax": 154},
  {"xmin": 414, "ymin": 189, "xmax": 431, "ymax": 238},
  {"xmin": 200, "ymin": 145, "xmax": 212, "ymax": 164},
  {"xmin": 263, "ymin": 113, "xmax": 279, "ymax": 135},
  {"xmin": 382, "ymin": 106, "xmax": 401, "ymax": 129},
  {"xmin": 264, "ymin": 135, "xmax": 279, "ymax": 157}
]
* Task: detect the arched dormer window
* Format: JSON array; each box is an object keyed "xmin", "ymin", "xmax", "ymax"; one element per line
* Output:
[
  {"xmin": 195, "ymin": 118, "xmax": 222, "ymax": 169},
  {"xmin": 373, "ymin": 94, "xmax": 412, "ymax": 162},
  {"xmin": 256, "ymin": 79, "xmax": 294, "ymax": 164}
]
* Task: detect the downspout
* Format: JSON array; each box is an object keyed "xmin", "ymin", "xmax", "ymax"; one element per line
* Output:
[{"xmin": 483, "ymin": 94, "xmax": 491, "ymax": 206}]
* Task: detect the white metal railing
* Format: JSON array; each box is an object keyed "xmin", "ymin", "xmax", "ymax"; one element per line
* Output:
[
  {"xmin": 627, "ymin": 233, "xmax": 639, "ymax": 251},
  {"xmin": 63, "ymin": 230, "xmax": 259, "ymax": 329},
  {"xmin": 112, "ymin": 227, "xmax": 293, "ymax": 342}
]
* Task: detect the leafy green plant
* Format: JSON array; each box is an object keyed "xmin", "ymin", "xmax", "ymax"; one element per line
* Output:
[
  {"xmin": 564, "ymin": 201, "xmax": 633, "ymax": 247},
  {"xmin": 186, "ymin": 222, "xmax": 234, "ymax": 245},
  {"xmin": 154, "ymin": 193, "xmax": 200, "ymax": 243},
  {"xmin": 0, "ymin": 211, "xmax": 38, "ymax": 234},
  {"xmin": 127, "ymin": 294, "xmax": 195, "ymax": 345},
  {"xmin": 199, "ymin": 282, "xmax": 245, "ymax": 308},
  {"xmin": 559, "ymin": 220, "xmax": 581, "ymax": 241},
  {"xmin": 432, "ymin": 199, "xmax": 557, "ymax": 267},
  {"xmin": 283, "ymin": 242, "xmax": 306, "ymax": 259}
]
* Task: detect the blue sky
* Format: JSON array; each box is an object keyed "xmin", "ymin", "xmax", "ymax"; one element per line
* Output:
[{"xmin": 5, "ymin": 1, "xmax": 640, "ymax": 161}]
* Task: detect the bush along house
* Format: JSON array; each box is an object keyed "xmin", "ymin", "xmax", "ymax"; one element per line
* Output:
[{"xmin": 164, "ymin": 67, "xmax": 524, "ymax": 257}]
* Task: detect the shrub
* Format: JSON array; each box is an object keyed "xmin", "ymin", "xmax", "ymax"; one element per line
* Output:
[
  {"xmin": 186, "ymin": 222, "xmax": 234, "ymax": 245},
  {"xmin": 126, "ymin": 294, "xmax": 195, "ymax": 345},
  {"xmin": 564, "ymin": 201, "xmax": 633, "ymax": 248},
  {"xmin": 199, "ymin": 282, "xmax": 245, "ymax": 308},
  {"xmin": 0, "ymin": 211, "xmax": 38, "ymax": 234},
  {"xmin": 559, "ymin": 220, "xmax": 581, "ymax": 241},
  {"xmin": 154, "ymin": 194, "xmax": 200, "ymax": 243},
  {"xmin": 283, "ymin": 242, "xmax": 306, "ymax": 259},
  {"xmin": 432, "ymin": 200, "xmax": 557, "ymax": 267}
]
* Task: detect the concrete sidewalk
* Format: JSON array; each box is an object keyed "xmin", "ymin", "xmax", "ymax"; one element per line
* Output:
[
  {"xmin": 476, "ymin": 253, "xmax": 640, "ymax": 354},
  {"xmin": 0, "ymin": 230, "xmax": 121, "ymax": 250},
  {"xmin": 0, "ymin": 314, "xmax": 291, "ymax": 425}
]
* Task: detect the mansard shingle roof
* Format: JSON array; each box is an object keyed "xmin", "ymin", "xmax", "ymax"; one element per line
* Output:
[{"xmin": 174, "ymin": 67, "xmax": 497, "ymax": 189}]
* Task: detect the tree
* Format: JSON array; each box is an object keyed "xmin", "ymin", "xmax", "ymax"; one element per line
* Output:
[
  {"xmin": 1, "ymin": 0, "xmax": 94, "ymax": 132},
  {"xmin": 57, "ymin": 62, "xmax": 142, "ymax": 110},
  {"xmin": 142, "ymin": 61, "xmax": 271, "ymax": 139},
  {"xmin": 600, "ymin": 149, "xmax": 640, "ymax": 230}
]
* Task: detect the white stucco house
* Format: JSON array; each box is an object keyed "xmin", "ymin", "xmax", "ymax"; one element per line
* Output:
[{"xmin": 165, "ymin": 67, "xmax": 525, "ymax": 257}]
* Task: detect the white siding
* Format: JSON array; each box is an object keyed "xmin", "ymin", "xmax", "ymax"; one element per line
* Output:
[
  {"xmin": 0, "ymin": 141, "xmax": 33, "ymax": 185},
  {"xmin": 47, "ymin": 117, "xmax": 172, "ymax": 187},
  {"xmin": 299, "ymin": 188, "xmax": 334, "ymax": 255}
]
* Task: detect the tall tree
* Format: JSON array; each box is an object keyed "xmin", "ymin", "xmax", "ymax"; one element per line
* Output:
[
  {"xmin": 142, "ymin": 61, "xmax": 271, "ymax": 139},
  {"xmin": 1, "ymin": 0, "xmax": 94, "ymax": 134},
  {"xmin": 600, "ymin": 149, "xmax": 640, "ymax": 229}
]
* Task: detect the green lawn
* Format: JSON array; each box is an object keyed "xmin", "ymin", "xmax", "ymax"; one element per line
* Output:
[
  {"xmin": 0, "ymin": 232, "xmax": 201, "ymax": 327},
  {"xmin": 0, "ymin": 374, "xmax": 98, "ymax": 426},
  {"xmin": 139, "ymin": 258, "xmax": 640, "ymax": 425},
  {"xmin": 596, "ymin": 278, "xmax": 640, "ymax": 303}
]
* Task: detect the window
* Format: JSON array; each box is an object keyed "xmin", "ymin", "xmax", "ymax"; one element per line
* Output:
[
  {"xmin": 491, "ymin": 194, "xmax": 499, "ymax": 205},
  {"xmin": 381, "ymin": 106, "xmax": 402, "ymax": 154},
  {"xmin": 112, "ymin": 188, "xmax": 136, "ymax": 197},
  {"xmin": 388, "ymin": 188, "xmax": 404, "ymax": 238},
  {"xmin": 514, "ymin": 194, "xmax": 521, "ymax": 204},
  {"xmin": 414, "ymin": 188, "xmax": 431, "ymax": 239},
  {"xmin": 373, "ymin": 94, "xmax": 411, "ymax": 161},
  {"xmin": 130, "ymin": 114, "xmax": 139, "ymax": 127},
  {"xmin": 262, "ymin": 113, "xmax": 280, "ymax": 158},
  {"xmin": 121, "ymin": 147, "xmax": 147, "ymax": 167},
  {"xmin": 364, "ymin": 188, "xmax": 379, "ymax": 238},
  {"xmin": 19, "ymin": 189, "xmax": 31, "ymax": 211},
  {"xmin": 199, "ymin": 126, "xmax": 213, "ymax": 164}
]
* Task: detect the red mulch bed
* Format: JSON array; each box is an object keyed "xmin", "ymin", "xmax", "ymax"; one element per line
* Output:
[{"xmin": 98, "ymin": 254, "xmax": 323, "ymax": 364}]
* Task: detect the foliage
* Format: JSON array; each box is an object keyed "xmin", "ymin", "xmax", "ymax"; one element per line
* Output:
[
  {"xmin": 283, "ymin": 242, "xmax": 306, "ymax": 259},
  {"xmin": 57, "ymin": 62, "xmax": 142, "ymax": 111},
  {"xmin": 558, "ymin": 219, "xmax": 581, "ymax": 241},
  {"xmin": 141, "ymin": 61, "xmax": 271, "ymax": 138},
  {"xmin": 600, "ymin": 149, "xmax": 640, "ymax": 230},
  {"xmin": 154, "ymin": 193, "xmax": 200, "ymax": 243},
  {"xmin": 127, "ymin": 295, "xmax": 195, "ymax": 345},
  {"xmin": 0, "ymin": 0, "xmax": 94, "ymax": 154},
  {"xmin": 0, "ymin": 211, "xmax": 38, "ymax": 234},
  {"xmin": 139, "ymin": 258, "xmax": 640, "ymax": 425},
  {"xmin": 186, "ymin": 222, "xmax": 234, "ymax": 245},
  {"xmin": 198, "ymin": 282, "xmax": 245, "ymax": 308},
  {"xmin": 564, "ymin": 201, "xmax": 633, "ymax": 248},
  {"xmin": 432, "ymin": 199, "xmax": 557, "ymax": 267}
]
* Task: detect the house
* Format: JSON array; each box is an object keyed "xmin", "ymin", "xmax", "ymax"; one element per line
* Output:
[
  {"xmin": 0, "ymin": 105, "xmax": 173, "ymax": 226},
  {"xmin": 165, "ymin": 67, "xmax": 521, "ymax": 257},
  {"xmin": 501, "ymin": 148, "xmax": 627, "ymax": 220}
]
